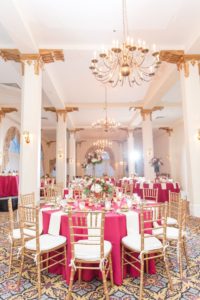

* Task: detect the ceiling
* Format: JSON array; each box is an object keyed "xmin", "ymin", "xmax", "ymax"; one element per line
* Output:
[{"xmin": 0, "ymin": 0, "xmax": 200, "ymax": 141}]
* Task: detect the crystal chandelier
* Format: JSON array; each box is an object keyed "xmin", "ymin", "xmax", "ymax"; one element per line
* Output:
[
  {"xmin": 89, "ymin": 0, "xmax": 161, "ymax": 87},
  {"xmin": 93, "ymin": 139, "xmax": 112, "ymax": 150},
  {"xmin": 92, "ymin": 87, "xmax": 120, "ymax": 132}
]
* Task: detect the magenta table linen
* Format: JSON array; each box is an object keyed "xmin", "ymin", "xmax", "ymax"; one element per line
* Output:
[
  {"xmin": 134, "ymin": 182, "xmax": 180, "ymax": 202},
  {"xmin": 0, "ymin": 176, "xmax": 19, "ymax": 197},
  {"xmin": 42, "ymin": 210, "xmax": 156, "ymax": 285}
]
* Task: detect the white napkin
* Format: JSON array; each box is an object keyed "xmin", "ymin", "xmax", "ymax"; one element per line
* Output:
[
  {"xmin": 39, "ymin": 207, "xmax": 51, "ymax": 234},
  {"xmin": 149, "ymin": 183, "xmax": 153, "ymax": 189},
  {"xmin": 161, "ymin": 183, "xmax": 166, "ymax": 190},
  {"xmin": 140, "ymin": 183, "xmax": 144, "ymax": 189},
  {"xmin": 48, "ymin": 211, "xmax": 65, "ymax": 236},
  {"xmin": 122, "ymin": 211, "xmax": 139, "ymax": 235}
]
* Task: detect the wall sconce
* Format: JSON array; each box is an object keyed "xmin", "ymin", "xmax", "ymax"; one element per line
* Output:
[
  {"xmin": 23, "ymin": 131, "xmax": 30, "ymax": 144},
  {"xmin": 58, "ymin": 149, "xmax": 64, "ymax": 159},
  {"xmin": 197, "ymin": 129, "xmax": 200, "ymax": 141},
  {"xmin": 147, "ymin": 148, "xmax": 153, "ymax": 158}
]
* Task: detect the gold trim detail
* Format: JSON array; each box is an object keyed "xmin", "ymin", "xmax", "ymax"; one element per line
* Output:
[
  {"xmin": 0, "ymin": 107, "xmax": 18, "ymax": 123},
  {"xmin": 134, "ymin": 106, "xmax": 164, "ymax": 121},
  {"xmin": 159, "ymin": 127, "xmax": 173, "ymax": 136},
  {"xmin": 0, "ymin": 49, "xmax": 64, "ymax": 75},
  {"xmin": 159, "ymin": 50, "xmax": 200, "ymax": 77},
  {"xmin": 44, "ymin": 107, "xmax": 79, "ymax": 122}
]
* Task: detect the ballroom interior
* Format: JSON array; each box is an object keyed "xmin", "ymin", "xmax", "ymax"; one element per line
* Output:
[{"xmin": 0, "ymin": 0, "xmax": 200, "ymax": 299}]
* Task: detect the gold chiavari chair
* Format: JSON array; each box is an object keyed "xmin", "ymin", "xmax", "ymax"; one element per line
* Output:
[
  {"xmin": 168, "ymin": 191, "xmax": 180, "ymax": 226},
  {"xmin": 122, "ymin": 203, "xmax": 173, "ymax": 300},
  {"xmin": 121, "ymin": 181, "xmax": 129, "ymax": 194},
  {"xmin": 142, "ymin": 188, "xmax": 158, "ymax": 202},
  {"xmin": 43, "ymin": 187, "xmax": 57, "ymax": 204},
  {"xmin": 153, "ymin": 198, "xmax": 188, "ymax": 278},
  {"xmin": 20, "ymin": 192, "xmax": 35, "ymax": 206},
  {"xmin": 18, "ymin": 205, "xmax": 67, "ymax": 299},
  {"xmin": 66, "ymin": 210, "xmax": 113, "ymax": 300},
  {"xmin": 7, "ymin": 198, "xmax": 36, "ymax": 276}
]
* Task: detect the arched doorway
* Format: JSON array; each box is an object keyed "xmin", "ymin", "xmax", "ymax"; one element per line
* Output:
[
  {"xmin": 3, "ymin": 127, "xmax": 20, "ymax": 172},
  {"xmin": 84, "ymin": 146, "xmax": 115, "ymax": 177}
]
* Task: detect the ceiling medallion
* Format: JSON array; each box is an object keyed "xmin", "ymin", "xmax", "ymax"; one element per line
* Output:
[{"xmin": 89, "ymin": 0, "xmax": 161, "ymax": 87}]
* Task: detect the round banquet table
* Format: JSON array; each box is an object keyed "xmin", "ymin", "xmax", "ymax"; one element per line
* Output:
[
  {"xmin": 0, "ymin": 175, "xmax": 19, "ymax": 197},
  {"xmin": 134, "ymin": 182, "xmax": 180, "ymax": 202},
  {"xmin": 42, "ymin": 209, "xmax": 156, "ymax": 285}
]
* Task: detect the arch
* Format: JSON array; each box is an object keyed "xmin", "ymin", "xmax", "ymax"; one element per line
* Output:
[
  {"xmin": 85, "ymin": 146, "xmax": 115, "ymax": 171},
  {"xmin": 3, "ymin": 127, "xmax": 20, "ymax": 169}
]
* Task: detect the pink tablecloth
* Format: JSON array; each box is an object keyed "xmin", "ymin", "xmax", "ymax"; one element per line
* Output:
[
  {"xmin": 0, "ymin": 175, "xmax": 19, "ymax": 197},
  {"xmin": 134, "ymin": 182, "xmax": 180, "ymax": 202},
  {"xmin": 42, "ymin": 209, "xmax": 156, "ymax": 285}
]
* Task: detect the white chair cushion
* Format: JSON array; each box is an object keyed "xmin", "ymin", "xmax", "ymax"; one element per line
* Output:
[
  {"xmin": 25, "ymin": 234, "xmax": 66, "ymax": 251},
  {"xmin": 12, "ymin": 228, "xmax": 36, "ymax": 240},
  {"xmin": 122, "ymin": 234, "xmax": 163, "ymax": 253},
  {"xmin": 74, "ymin": 239, "xmax": 112, "ymax": 261},
  {"xmin": 167, "ymin": 217, "xmax": 178, "ymax": 226},
  {"xmin": 153, "ymin": 227, "xmax": 186, "ymax": 240}
]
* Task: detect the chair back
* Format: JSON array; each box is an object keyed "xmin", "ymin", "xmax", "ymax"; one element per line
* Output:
[
  {"xmin": 140, "ymin": 203, "xmax": 168, "ymax": 251},
  {"xmin": 20, "ymin": 193, "xmax": 35, "ymax": 206},
  {"xmin": 168, "ymin": 191, "xmax": 180, "ymax": 220},
  {"xmin": 19, "ymin": 205, "xmax": 40, "ymax": 252},
  {"xmin": 44, "ymin": 187, "xmax": 57, "ymax": 204},
  {"xmin": 142, "ymin": 188, "xmax": 158, "ymax": 202},
  {"xmin": 68, "ymin": 210, "xmax": 105, "ymax": 261}
]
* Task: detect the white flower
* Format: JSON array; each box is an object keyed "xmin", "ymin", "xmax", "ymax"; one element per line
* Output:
[
  {"xmin": 91, "ymin": 183, "xmax": 102, "ymax": 193},
  {"xmin": 91, "ymin": 158, "xmax": 98, "ymax": 163}
]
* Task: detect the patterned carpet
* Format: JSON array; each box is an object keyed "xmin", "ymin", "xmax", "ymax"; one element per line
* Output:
[{"xmin": 0, "ymin": 213, "xmax": 200, "ymax": 300}]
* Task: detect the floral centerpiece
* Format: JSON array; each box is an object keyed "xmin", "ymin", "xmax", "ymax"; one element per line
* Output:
[
  {"xmin": 83, "ymin": 177, "xmax": 113, "ymax": 197},
  {"xmin": 82, "ymin": 150, "xmax": 102, "ymax": 169},
  {"xmin": 150, "ymin": 157, "xmax": 163, "ymax": 175}
]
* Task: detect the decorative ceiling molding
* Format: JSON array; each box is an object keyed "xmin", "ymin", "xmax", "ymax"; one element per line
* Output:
[
  {"xmin": 159, "ymin": 50, "xmax": 200, "ymax": 77},
  {"xmin": 159, "ymin": 127, "xmax": 173, "ymax": 136},
  {"xmin": 134, "ymin": 106, "xmax": 164, "ymax": 121},
  {"xmin": 0, "ymin": 107, "xmax": 18, "ymax": 122}
]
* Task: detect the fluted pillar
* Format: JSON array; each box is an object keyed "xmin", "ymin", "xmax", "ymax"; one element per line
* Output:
[
  {"xmin": 56, "ymin": 111, "xmax": 67, "ymax": 187},
  {"xmin": 180, "ymin": 61, "xmax": 200, "ymax": 217},
  {"xmin": 127, "ymin": 130, "xmax": 135, "ymax": 176},
  {"xmin": 142, "ymin": 111, "xmax": 154, "ymax": 179},
  {"xmin": 69, "ymin": 130, "xmax": 76, "ymax": 180},
  {"xmin": 19, "ymin": 57, "xmax": 42, "ymax": 203}
]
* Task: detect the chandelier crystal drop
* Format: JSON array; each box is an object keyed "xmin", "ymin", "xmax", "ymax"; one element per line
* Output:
[
  {"xmin": 89, "ymin": 0, "xmax": 161, "ymax": 87},
  {"xmin": 92, "ymin": 87, "xmax": 120, "ymax": 132},
  {"xmin": 93, "ymin": 139, "xmax": 112, "ymax": 150}
]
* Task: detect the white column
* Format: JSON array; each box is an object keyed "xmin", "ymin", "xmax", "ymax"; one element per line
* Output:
[
  {"xmin": 56, "ymin": 111, "xmax": 67, "ymax": 187},
  {"xmin": 69, "ymin": 131, "xmax": 76, "ymax": 180},
  {"xmin": 127, "ymin": 130, "xmax": 135, "ymax": 176},
  {"xmin": 142, "ymin": 113, "xmax": 154, "ymax": 179},
  {"xmin": 180, "ymin": 62, "xmax": 200, "ymax": 217},
  {"xmin": 19, "ymin": 60, "xmax": 42, "ymax": 203}
]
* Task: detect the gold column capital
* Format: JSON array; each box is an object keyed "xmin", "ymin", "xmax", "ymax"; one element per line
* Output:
[
  {"xmin": 0, "ymin": 107, "xmax": 18, "ymax": 123},
  {"xmin": 134, "ymin": 106, "xmax": 164, "ymax": 121},
  {"xmin": 159, "ymin": 50, "xmax": 200, "ymax": 77},
  {"xmin": 0, "ymin": 49, "xmax": 64, "ymax": 76},
  {"xmin": 44, "ymin": 106, "xmax": 79, "ymax": 122},
  {"xmin": 159, "ymin": 127, "xmax": 173, "ymax": 136}
]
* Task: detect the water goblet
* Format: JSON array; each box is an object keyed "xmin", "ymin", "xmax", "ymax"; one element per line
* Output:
[
  {"xmin": 79, "ymin": 201, "xmax": 85, "ymax": 210},
  {"xmin": 105, "ymin": 200, "xmax": 111, "ymax": 211}
]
